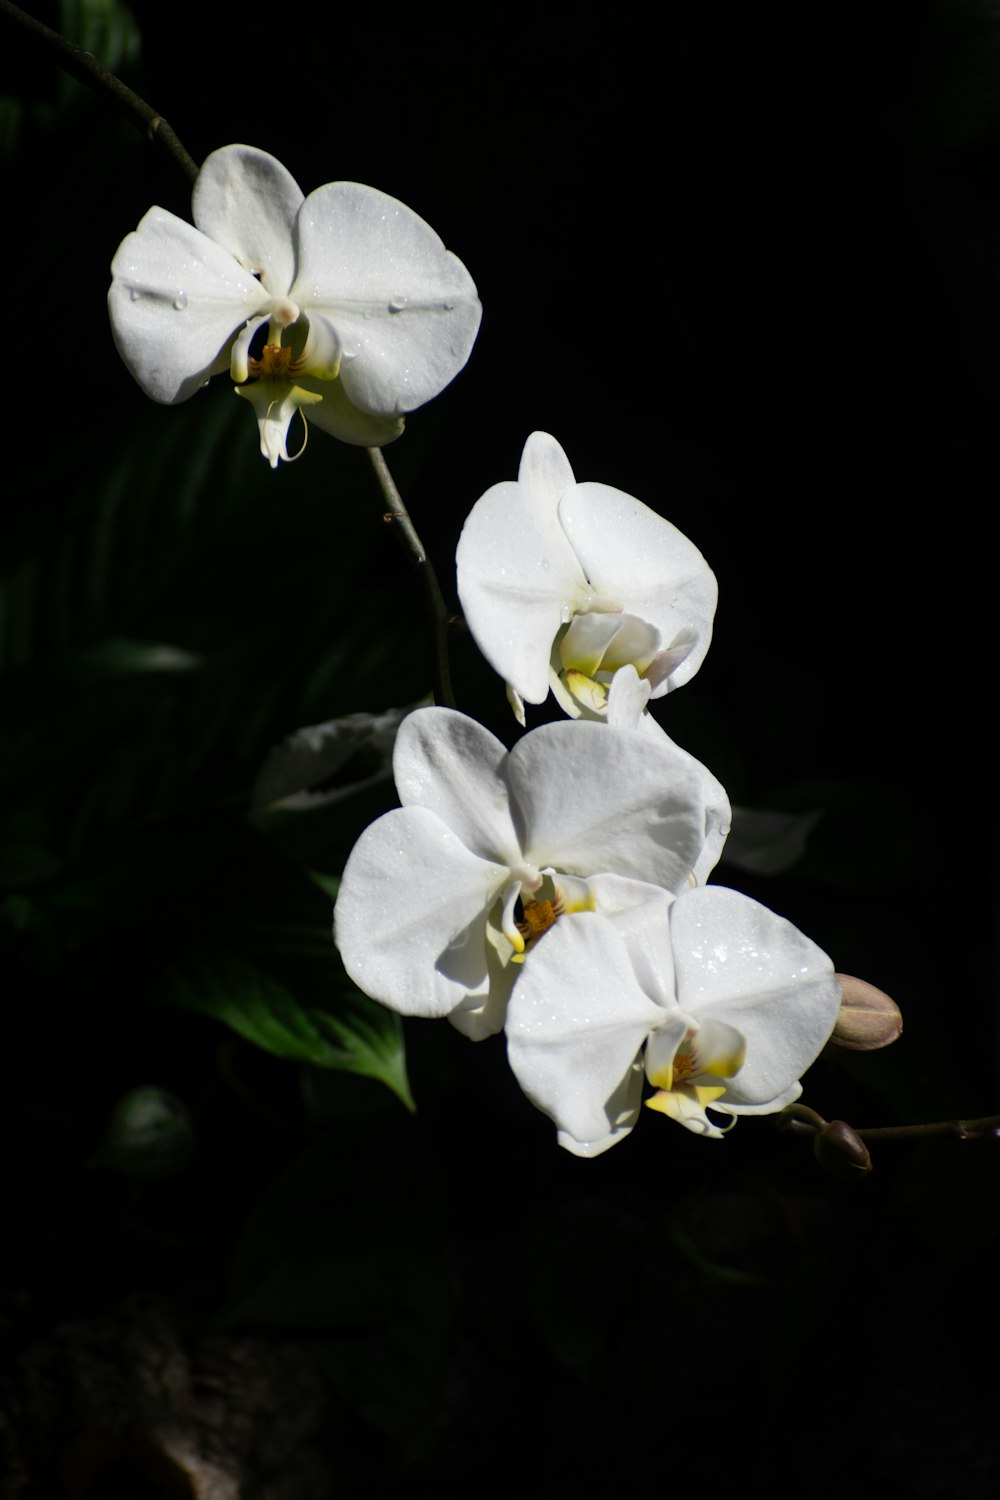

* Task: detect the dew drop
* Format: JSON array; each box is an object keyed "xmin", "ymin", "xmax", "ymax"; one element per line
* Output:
[
  {"xmin": 172, "ymin": 291, "xmax": 188, "ymax": 311},
  {"xmin": 388, "ymin": 295, "xmax": 408, "ymax": 313},
  {"xmin": 129, "ymin": 288, "xmax": 141, "ymax": 302}
]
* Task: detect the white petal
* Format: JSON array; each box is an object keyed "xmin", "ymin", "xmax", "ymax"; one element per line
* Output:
[
  {"xmin": 689, "ymin": 760, "xmax": 732, "ymax": 885},
  {"xmin": 669, "ymin": 886, "xmax": 841, "ymax": 1107},
  {"xmin": 690, "ymin": 1016, "xmax": 747, "ymax": 1077},
  {"xmin": 193, "ymin": 144, "xmax": 303, "ymax": 295},
  {"xmin": 517, "ymin": 431, "xmax": 577, "ymax": 505},
  {"xmin": 230, "ymin": 314, "xmax": 270, "ymax": 383},
  {"xmin": 587, "ymin": 873, "xmax": 676, "ymax": 1008},
  {"xmin": 508, "ymin": 719, "xmax": 722, "ymax": 895},
  {"xmin": 392, "ymin": 708, "xmax": 523, "ymax": 868},
  {"xmin": 559, "ymin": 612, "xmax": 629, "ymax": 676},
  {"xmin": 302, "ymin": 376, "xmax": 405, "ymax": 447},
  {"xmin": 606, "ymin": 665, "xmax": 652, "ymax": 728},
  {"xmin": 334, "ymin": 806, "xmax": 506, "ymax": 1018},
  {"xmin": 457, "ymin": 469, "xmax": 587, "ymax": 705},
  {"xmin": 556, "ymin": 1063, "xmax": 644, "ymax": 1157},
  {"xmin": 643, "ymin": 1013, "xmax": 695, "ymax": 1086},
  {"xmin": 109, "ymin": 208, "xmax": 268, "ymax": 403},
  {"xmin": 291, "ymin": 182, "xmax": 481, "ymax": 415},
  {"xmin": 559, "ymin": 482, "xmax": 717, "ymax": 694},
  {"xmin": 506, "ymin": 912, "xmax": 664, "ymax": 1145},
  {"xmin": 457, "ymin": 434, "xmax": 623, "ymax": 709}
]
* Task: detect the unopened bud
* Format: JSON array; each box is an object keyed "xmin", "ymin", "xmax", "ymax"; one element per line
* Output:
[
  {"xmin": 813, "ymin": 1119, "xmax": 872, "ymax": 1178},
  {"xmin": 829, "ymin": 975, "xmax": 903, "ymax": 1052}
]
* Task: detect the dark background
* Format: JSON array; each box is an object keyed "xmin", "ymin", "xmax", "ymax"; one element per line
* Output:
[{"xmin": 1, "ymin": 1, "xmax": 998, "ymax": 1495}]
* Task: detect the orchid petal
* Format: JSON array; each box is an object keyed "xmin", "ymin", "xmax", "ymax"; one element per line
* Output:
[
  {"xmin": 292, "ymin": 182, "xmax": 481, "ymax": 415},
  {"xmin": 302, "ymin": 376, "xmax": 405, "ymax": 448},
  {"xmin": 230, "ymin": 314, "xmax": 270, "ymax": 384},
  {"xmin": 643, "ymin": 1014, "xmax": 695, "ymax": 1087},
  {"xmin": 506, "ymin": 912, "xmax": 665, "ymax": 1145},
  {"xmin": 508, "ymin": 719, "xmax": 724, "ymax": 895},
  {"xmin": 334, "ymin": 806, "xmax": 507, "ymax": 1018},
  {"xmin": 559, "ymin": 612, "xmax": 628, "ymax": 676},
  {"xmin": 193, "ymin": 144, "xmax": 303, "ymax": 295},
  {"xmin": 669, "ymin": 886, "xmax": 840, "ymax": 1108},
  {"xmin": 606, "ymin": 665, "xmax": 652, "ymax": 728},
  {"xmin": 559, "ymin": 482, "xmax": 717, "ymax": 694},
  {"xmin": 691, "ymin": 1016, "xmax": 747, "ymax": 1078},
  {"xmin": 518, "ymin": 431, "xmax": 577, "ymax": 504},
  {"xmin": 297, "ymin": 312, "xmax": 342, "ymax": 379},
  {"xmin": 556, "ymin": 1063, "xmax": 644, "ymax": 1157},
  {"xmin": 586, "ymin": 874, "xmax": 676, "ymax": 1008},
  {"xmin": 457, "ymin": 477, "xmax": 588, "ymax": 706},
  {"xmin": 109, "ymin": 208, "xmax": 268, "ymax": 403},
  {"xmin": 597, "ymin": 614, "xmax": 662, "ymax": 673},
  {"xmin": 392, "ymin": 708, "xmax": 523, "ymax": 868}
]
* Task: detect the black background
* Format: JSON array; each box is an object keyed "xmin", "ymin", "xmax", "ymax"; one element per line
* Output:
[{"xmin": 1, "ymin": 1, "xmax": 998, "ymax": 1494}]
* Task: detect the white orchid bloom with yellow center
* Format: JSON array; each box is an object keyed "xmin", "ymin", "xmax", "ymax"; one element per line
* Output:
[
  {"xmin": 333, "ymin": 707, "xmax": 730, "ymax": 1040},
  {"xmin": 109, "ymin": 145, "xmax": 481, "ymax": 467},
  {"xmin": 456, "ymin": 433, "xmax": 717, "ymax": 724},
  {"xmin": 506, "ymin": 885, "xmax": 840, "ymax": 1156}
]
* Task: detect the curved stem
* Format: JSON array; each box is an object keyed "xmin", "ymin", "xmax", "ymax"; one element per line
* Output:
[
  {"xmin": 0, "ymin": 0, "xmax": 199, "ymax": 186},
  {"xmin": 366, "ymin": 447, "xmax": 457, "ymax": 709}
]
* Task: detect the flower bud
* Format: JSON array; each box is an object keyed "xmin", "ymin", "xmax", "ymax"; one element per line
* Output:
[
  {"xmin": 829, "ymin": 974, "xmax": 902, "ymax": 1052},
  {"xmin": 813, "ymin": 1119, "xmax": 872, "ymax": 1178}
]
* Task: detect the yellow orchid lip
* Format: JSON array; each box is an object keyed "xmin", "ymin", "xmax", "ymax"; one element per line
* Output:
[{"xmin": 642, "ymin": 1017, "xmax": 748, "ymax": 1138}]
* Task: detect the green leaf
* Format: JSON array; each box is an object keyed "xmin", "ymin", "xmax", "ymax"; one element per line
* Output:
[
  {"xmin": 312, "ymin": 998, "xmax": 415, "ymax": 1113},
  {"xmin": 166, "ymin": 948, "xmax": 414, "ymax": 1111}
]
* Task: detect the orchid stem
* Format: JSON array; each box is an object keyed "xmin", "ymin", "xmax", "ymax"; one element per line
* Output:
[
  {"xmin": 0, "ymin": 0, "xmax": 199, "ymax": 186},
  {"xmin": 775, "ymin": 1102, "xmax": 1000, "ymax": 1143},
  {"xmin": 855, "ymin": 1114, "xmax": 1000, "ymax": 1143},
  {"xmin": 366, "ymin": 447, "xmax": 457, "ymax": 710}
]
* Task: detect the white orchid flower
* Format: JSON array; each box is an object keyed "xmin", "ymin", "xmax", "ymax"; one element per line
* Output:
[
  {"xmin": 109, "ymin": 145, "xmax": 481, "ymax": 466},
  {"xmin": 456, "ymin": 433, "xmax": 717, "ymax": 724},
  {"xmin": 333, "ymin": 707, "xmax": 730, "ymax": 1041},
  {"xmin": 506, "ymin": 885, "xmax": 840, "ymax": 1157}
]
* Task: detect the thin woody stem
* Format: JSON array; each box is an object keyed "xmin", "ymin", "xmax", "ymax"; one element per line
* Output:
[
  {"xmin": 0, "ymin": 0, "xmax": 199, "ymax": 186},
  {"xmin": 856, "ymin": 1114, "xmax": 1000, "ymax": 1143},
  {"xmin": 366, "ymin": 447, "xmax": 457, "ymax": 709},
  {"xmin": 775, "ymin": 1102, "xmax": 1000, "ymax": 1143}
]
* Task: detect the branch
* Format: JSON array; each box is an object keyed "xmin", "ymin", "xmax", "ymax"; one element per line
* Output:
[
  {"xmin": 365, "ymin": 447, "xmax": 457, "ymax": 710},
  {"xmin": 0, "ymin": 0, "xmax": 199, "ymax": 185}
]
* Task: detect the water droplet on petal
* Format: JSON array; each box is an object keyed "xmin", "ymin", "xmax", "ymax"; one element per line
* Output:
[
  {"xmin": 388, "ymin": 295, "xmax": 407, "ymax": 313},
  {"xmin": 129, "ymin": 288, "xmax": 141, "ymax": 302},
  {"xmin": 173, "ymin": 291, "xmax": 188, "ymax": 311}
]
